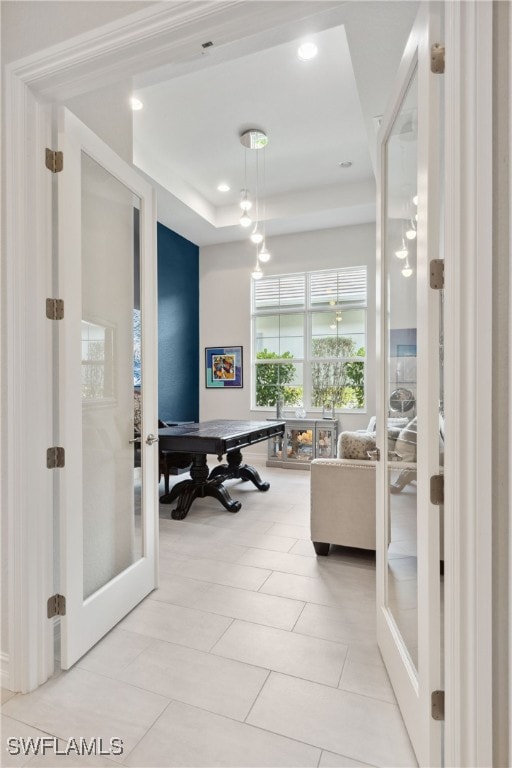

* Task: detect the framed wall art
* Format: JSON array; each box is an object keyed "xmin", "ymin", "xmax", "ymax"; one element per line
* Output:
[{"xmin": 205, "ymin": 346, "xmax": 243, "ymax": 388}]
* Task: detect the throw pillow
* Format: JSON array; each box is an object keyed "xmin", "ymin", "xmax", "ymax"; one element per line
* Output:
[
  {"xmin": 339, "ymin": 431, "xmax": 376, "ymax": 460},
  {"xmin": 395, "ymin": 417, "xmax": 417, "ymax": 462},
  {"xmin": 387, "ymin": 427, "xmax": 402, "ymax": 452}
]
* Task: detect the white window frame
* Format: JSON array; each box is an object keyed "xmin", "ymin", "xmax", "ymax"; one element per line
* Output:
[{"xmin": 251, "ymin": 267, "xmax": 367, "ymax": 413}]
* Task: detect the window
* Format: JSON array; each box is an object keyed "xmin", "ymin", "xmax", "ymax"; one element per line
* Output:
[
  {"xmin": 81, "ymin": 320, "xmax": 115, "ymax": 401},
  {"xmin": 252, "ymin": 267, "xmax": 367, "ymax": 411}
]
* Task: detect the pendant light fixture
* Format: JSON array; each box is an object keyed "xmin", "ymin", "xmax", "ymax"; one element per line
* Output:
[
  {"xmin": 252, "ymin": 264, "xmax": 263, "ymax": 280},
  {"xmin": 395, "ymin": 239, "xmax": 409, "ymax": 259},
  {"xmin": 239, "ymin": 150, "xmax": 253, "ymax": 227},
  {"xmin": 240, "ymin": 189, "xmax": 252, "ymax": 211},
  {"xmin": 401, "ymin": 257, "xmax": 413, "ymax": 277},
  {"xmin": 239, "ymin": 128, "xmax": 270, "ymax": 274},
  {"xmin": 258, "ymin": 144, "xmax": 272, "ymax": 263},
  {"xmin": 395, "ymin": 221, "xmax": 409, "ymax": 259},
  {"xmin": 251, "ymin": 244, "xmax": 263, "ymax": 280},
  {"xmin": 405, "ymin": 212, "xmax": 417, "ymax": 240},
  {"xmin": 240, "ymin": 210, "xmax": 252, "ymax": 228},
  {"xmin": 258, "ymin": 245, "xmax": 271, "ymax": 263}
]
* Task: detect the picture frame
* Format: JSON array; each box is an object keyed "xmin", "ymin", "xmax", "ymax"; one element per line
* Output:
[{"xmin": 205, "ymin": 346, "xmax": 243, "ymax": 388}]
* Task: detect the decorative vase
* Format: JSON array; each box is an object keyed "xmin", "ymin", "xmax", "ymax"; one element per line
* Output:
[{"xmin": 323, "ymin": 401, "xmax": 335, "ymax": 420}]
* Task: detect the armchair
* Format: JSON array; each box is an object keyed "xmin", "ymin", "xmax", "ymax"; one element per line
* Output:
[
  {"xmin": 310, "ymin": 419, "xmax": 403, "ymax": 555},
  {"xmin": 310, "ymin": 457, "xmax": 377, "ymax": 555},
  {"xmin": 310, "ymin": 416, "xmax": 443, "ymax": 559}
]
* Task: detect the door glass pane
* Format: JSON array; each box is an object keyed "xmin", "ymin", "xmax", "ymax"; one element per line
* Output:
[
  {"xmin": 81, "ymin": 152, "xmax": 143, "ymax": 600},
  {"xmin": 384, "ymin": 67, "xmax": 419, "ymax": 670}
]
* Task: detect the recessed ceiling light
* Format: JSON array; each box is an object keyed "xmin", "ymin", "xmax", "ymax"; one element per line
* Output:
[
  {"xmin": 297, "ymin": 42, "xmax": 318, "ymax": 61},
  {"xmin": 338, "ymin": 161, "xmax": 353, "ymax": 168},
  {"xmin": 217, "ymin": 183, "xmax": 230, "ymax": 192},
  {"xmin": 130, "ymin": 96, "xmax": 143, "ymax": 111}
]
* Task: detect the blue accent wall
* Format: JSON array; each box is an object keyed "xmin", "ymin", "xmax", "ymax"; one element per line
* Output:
[{"xmin": 157, "ymin": 223, "xmax": 199, "ymax": 422}]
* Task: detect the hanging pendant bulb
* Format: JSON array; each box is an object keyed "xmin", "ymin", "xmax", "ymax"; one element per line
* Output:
[
  {"xmin": 240, "ymin": 211, "xmax": 252, "ymax": 228},
  {"xmin": 240, "ymin": 189, "xmax": 252, "ymax": 211},
  {"xmin": 395, "ymin": 237, "xmax": 409, "ymax": 259},
  {"xmin": 251, "ymin": 262, "xmax": 263, "ymax": 280},
  {"xmin": 250, "ymin": 227, "xmax": 263, "ymax": 244},
  {"xmin": 402, "ymin": 258, "xmax": 413, "ymax": 277},
  {"xmin": 406, "ymin": 213, "xmax": 417, "ymax": 240},
  {"xmin": 258, "ymin": 244, "xmax": 271, "ymax": 263}
]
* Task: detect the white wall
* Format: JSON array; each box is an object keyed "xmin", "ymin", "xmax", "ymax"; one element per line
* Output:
[
  {"xmin": 200, "ymin": 223, "xmax": 376, "ymax": 456},
  {"xmin": 1, "ymin": 1, "xmax": 156, "ymax": 64},
  {"xmin": 65, "ymin": 83, "xmax": 134, "ymax": 164}
]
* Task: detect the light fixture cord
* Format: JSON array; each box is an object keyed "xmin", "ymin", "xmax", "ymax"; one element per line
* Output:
[
  {"xmin": 255, "ymin": 148, "xmax": 260, "ymax": 225},
  {"xmin": 262, "ymin": 146, "xmax": 266, "ymax": 242},
  {"xmin": 244, "ymin": 148, "xmax": 248, "ymax": 199}
]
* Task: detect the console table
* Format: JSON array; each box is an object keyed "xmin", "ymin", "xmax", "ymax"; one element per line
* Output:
[
  {"xmin": 158, "ymin": 419, "xmax": 285, "ymax": 520},
  {"xmin": 266, "ymin": 418, "xmax": 338, "ymax": 470}
]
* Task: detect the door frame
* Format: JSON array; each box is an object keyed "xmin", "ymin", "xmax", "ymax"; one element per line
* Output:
[
  {"xmin": 2, "ymin": 2, "xmax": 495, "ymax": 763},
  {"xmin": 443, "ymin": 2, "xmax": 494, "ymax": 765}
]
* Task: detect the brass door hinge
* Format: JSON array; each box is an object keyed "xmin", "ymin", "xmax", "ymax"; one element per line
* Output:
[
  {"xmin": 431, "ymin": 44, "xmax": 445, "ymax": 74},
  {"xmin": 46, "ymin": 298, "xmax": 64, "ymax": 320},
  {"xmin": 431, "ymin": 689, "xmax": 445, "ymax": 720},
  {"xmin": 45, "ymin": 148, "xmax": 63, "ymax": 173},
  {"xmin": 47, "ymin": 594, "xmax": 66, "ymax": 618},
  {"xmin": 430, "ymin": 474, "xmax": 444, "ymax": 505},
  {"xmin": 47, "ymin": 446, "xmax": 65, "ymax": 469},
  {"xmin": 430, "ymin": 259, "xmax": 444, "ymax": 289}
]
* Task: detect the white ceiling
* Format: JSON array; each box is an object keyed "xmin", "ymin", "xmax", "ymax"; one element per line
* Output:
[{"xmin": 131, "ymin": 1, "xmax": 419, "ymax": 246}]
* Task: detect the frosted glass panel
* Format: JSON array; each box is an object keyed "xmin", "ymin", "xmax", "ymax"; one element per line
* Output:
[
  {"xmin": 81, "ymin": 152, "xmax": 142, "ymax": 600},
  {"xmin": 384, "ymin": 67, "xmax": 419, "ymax": 671}
]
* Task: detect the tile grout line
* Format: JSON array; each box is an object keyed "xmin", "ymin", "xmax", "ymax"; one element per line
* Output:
[
  {"xmin": 118, "ymin": 697, "xmax": 176, "ymax": 766},
  {"xmin": 207, "ymin": 617, "xmax": 236, "ymax": 654},
  {"xmin": 242, "ymin": 668, "xmax": 272, "ymax": 724},
  {"xmin": 255, "ymin": 568, "xmax": 275, "ymax": 593},
  {"xmin": 290, "ymin": 599, "xmax": 308, "ymax": 632}
]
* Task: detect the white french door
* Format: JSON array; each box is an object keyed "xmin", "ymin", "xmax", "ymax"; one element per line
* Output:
[
  {"xmin": 57, "ymin": 108, "xmax": 158, "ymax": 668},
  {"xmin": 376, "ymin": 5, "xmax": 443, "ymax": 766}
]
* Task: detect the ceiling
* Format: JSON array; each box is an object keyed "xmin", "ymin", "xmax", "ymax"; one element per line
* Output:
[{"xmin": 131, "ymin": 1, "xmax": 419, "ymax": 246}]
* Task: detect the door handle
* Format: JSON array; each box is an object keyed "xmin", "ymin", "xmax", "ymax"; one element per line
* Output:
[
  {"xmin": 367, "ymin": 448, "xmax": 380, "ymax": 461},
  {"xmin": 129, "ymin": 436, "xmax": 141, "ymax": 445},
  {"xmin": 146, "ymin": 433, "xmax": 159, "ymax": 445}
]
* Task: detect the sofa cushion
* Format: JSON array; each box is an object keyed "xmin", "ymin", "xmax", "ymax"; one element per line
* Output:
[
  {"xmin": 339, "ymin": 431, "xmax": 376, "ymax": 460},
  {"xmin": 395, "ymin": 417, "xmax": 417, "ymax": 462},
  {"xmin": 366, "ymin": 416, "xmax": 408, "ymax": 433}
]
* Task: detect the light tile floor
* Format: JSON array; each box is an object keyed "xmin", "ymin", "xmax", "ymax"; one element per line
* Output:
[{"xmin": 2, "ymin": 460, "xmax": 417, "ymax": 768}]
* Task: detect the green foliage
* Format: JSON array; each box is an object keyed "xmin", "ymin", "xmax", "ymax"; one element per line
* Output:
[
  {"xmin": 255, "ymin": 349, "xmax": 302, "ymax": 406},
  {"xmin": 345, "ymin": 346, "xmax": 365, "ymax": 408},
  {"xmin": 311, "ymin": 338, "xmax": 365, "ymax": 409}
]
